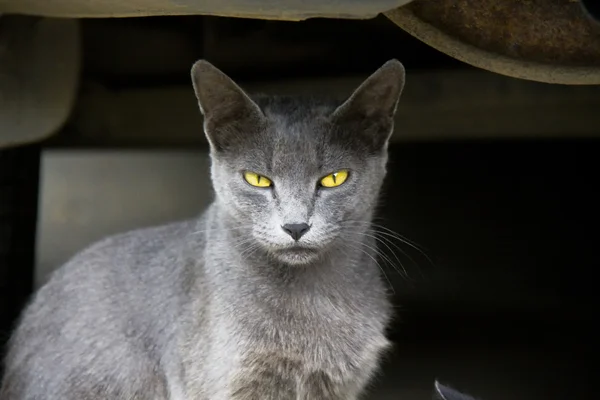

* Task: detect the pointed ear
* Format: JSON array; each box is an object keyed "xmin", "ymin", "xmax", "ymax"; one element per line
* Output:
[
  {"xmin": 434, "ymin": 380, "xmax": 479, "ymax": 400},
  {"xmin": 191, "ymin": 60, "xmax": 264, "ymax": 152},
  {"xmin": 331, "ymin": 59, "xmax": 405, "ymax": 151}
]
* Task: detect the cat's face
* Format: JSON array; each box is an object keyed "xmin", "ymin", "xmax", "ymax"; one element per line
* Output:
[
  {"xmin": 206, "ymin": 106, "xmax": 388, "ymax": 265},
  {"xmin": 191, "ymin": 60, "xmax": 405, "ymax": 265}
]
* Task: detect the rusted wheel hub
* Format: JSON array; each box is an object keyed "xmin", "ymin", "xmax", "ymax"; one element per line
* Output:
[{"xmin": 386, "ymin": 0, "xmax": 600, "ymax": 84}]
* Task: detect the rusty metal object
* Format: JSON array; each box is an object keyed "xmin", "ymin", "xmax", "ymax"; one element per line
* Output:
[{"xmin": 386, "ymin": 0, "xmax": 600, "ymax": 84}]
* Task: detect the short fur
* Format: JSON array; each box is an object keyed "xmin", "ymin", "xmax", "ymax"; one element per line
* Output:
[{"xmin": 0, "ymin": 59, "xmax": 405, "ymax": 400}]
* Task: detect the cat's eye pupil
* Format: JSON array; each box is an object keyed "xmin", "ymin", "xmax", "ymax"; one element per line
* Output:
[
  {"xmin": 244, "ymin": 171, "xmax": 272, "ymax": 188},
  {"xmin": 318, "ymin": 170, "xmax": 348, "ymax": 189}
]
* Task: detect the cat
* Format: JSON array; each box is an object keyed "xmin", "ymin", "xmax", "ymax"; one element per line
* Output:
[
  {"xmin": 0, "ymin": 58, "xmax": 405, "ymax": 400},
  {"xmin": 433, "ymin": 380, "xmax": 479, "ymax": 400}
]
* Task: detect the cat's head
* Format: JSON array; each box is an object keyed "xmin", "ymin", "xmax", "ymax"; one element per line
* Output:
[
  {"xmin": 434, "ymin": 380, "xmax": 480, "ymax": 400},
  {"xmin": 191, "ymin": 60, "xmax": 405, "ymax": 265}
]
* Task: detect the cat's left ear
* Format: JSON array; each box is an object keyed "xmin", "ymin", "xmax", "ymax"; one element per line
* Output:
[
  {"xmin": 433, "ymin": 380, "xmax": 479, "ymax": 400},
  {"xmin": 331, "ymin": 59, "xmax": 405, "ymax": 150},
  {"xmin": 190, "ymin": 60, "xmax": 264, "ymax": 152}
]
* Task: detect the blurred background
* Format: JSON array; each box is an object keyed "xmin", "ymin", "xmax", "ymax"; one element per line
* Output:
[{"xmin": 1, "ymin": 11, "xmax": 599, "ymax": 400}]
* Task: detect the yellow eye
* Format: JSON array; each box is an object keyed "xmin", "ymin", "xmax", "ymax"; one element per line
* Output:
[
  {"xmin": 244, "ymin": 171, "xmax": 272, "ymax": 188},
  {"xmin": 320, "ymin": 170, "xmax": 349, "ymax": 188}
]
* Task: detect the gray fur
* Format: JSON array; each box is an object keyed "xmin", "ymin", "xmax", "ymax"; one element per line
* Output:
[{"xmin": 1, "ymin": 59, "xmax": 405, "ymax": 400}]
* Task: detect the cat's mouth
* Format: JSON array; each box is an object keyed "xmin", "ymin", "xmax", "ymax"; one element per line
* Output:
[{"xmin": 272, "ymin": 245, "xmax": 320, "ymax": 265}]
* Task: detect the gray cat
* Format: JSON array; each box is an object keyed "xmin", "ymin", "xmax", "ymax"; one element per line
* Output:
[{"xmin": 0, "ymin": 59, "xmax": 405, "ymax": 400}]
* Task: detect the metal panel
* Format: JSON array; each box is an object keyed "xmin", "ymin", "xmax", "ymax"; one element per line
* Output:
[
  {"xmin": 0, "ymin": 0, "xmax": 412, "ymax": 20},
  {"xmin": 0, "ymin": 16, "xmax": 80, "ymax": 148}
]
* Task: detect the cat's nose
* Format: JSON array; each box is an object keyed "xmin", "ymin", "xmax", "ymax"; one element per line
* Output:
[{"xmin": 281, "ymin": 223, "xmax": 311, "ymax": 241}]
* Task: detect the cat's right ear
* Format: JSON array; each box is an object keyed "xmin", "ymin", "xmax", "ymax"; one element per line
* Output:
[
  {"xmin": 191, "ymin": 60, "xmax": 264, "ymax": 152},
  {"xmin": 330, "ymin": 59, "xmax": 405, "ymax": 152},
  {"xmin": 433, "ymin": 380, "xmax": 479, "ymax": 400}
]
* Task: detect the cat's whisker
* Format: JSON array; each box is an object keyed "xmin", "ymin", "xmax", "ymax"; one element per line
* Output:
[
  {"xmin": 241, "ymin": 244, "xmax": 263, "ymax": 260},
  {"xmin": 239, "ymin": 242, "xmax": 259, "ymax": 256},
  {"xmin": 369, "ymin": 217, "xmax": 424, "ymax": 245},
  {"xmin": 369, "ymin": 222, "xmax": 429, "ymax": 250},
  {"xmin": 238, "ymin": 241, "xmax": 264, "ymax": 259},
  {"xmin": 355, "ymin": 231, "xmax": 412, "ymax": 279},
  {"xmin": 364, "ymin": 229, "xmax": 422, "ymax": 275},
  {"xmin": 368, "ymin": 223, "xmax": 431, "ymax": 257},
  {"xmin": 232, "ymin": 241, "xmax": 259, "ymax": 253},
  {"xmin": 202, "ymin": 236, "xmax": 259, "ymax": 259},
  {"xmin": 341, "ymin": 220, "xmax": 435, "ymax": 267},
  {"xmin": 339, "ymin": 241, "xmax": 395, "ymax": 295},
  {"xmin": 227, "ymin": 238, "xmax": 261, "ymax": 255},
  {"xmin": 342, "ymin": 220, "xmax": 426, "ymax": 250},
  {"xmin": 341, "ymin": 235, "xmax": 409, "ymax": 280},
  {"xmin": 192, "ymin": 224, "xmax": 255, "ymax": 236},
  {"xmin": 372, "ymin": 229, "xmax": 434, "ymax": 268},
  {"xmin": 341, "ymin": 235, "xmax": 397, "ymax": 272},
  {"xmin": 340, "ymin": 221, "xmax": 421, "ymax": 263}
]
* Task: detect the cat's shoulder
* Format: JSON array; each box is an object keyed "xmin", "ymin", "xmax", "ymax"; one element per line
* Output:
[
  {"xmin": 95, "ymin": 217, "xmax": 203, "ymax": 256},
  {"xmin": 82, "ymin": 218, "xmax": 201, "ymax": 261},
  {"xmin": 45, "ymin": 216, "xmax": 207, "ymax": 285}
]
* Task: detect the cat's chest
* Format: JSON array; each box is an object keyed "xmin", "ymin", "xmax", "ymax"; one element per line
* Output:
[{"xmin": 233, "ymin": 290, "xmax": 391, "ymax": 377}]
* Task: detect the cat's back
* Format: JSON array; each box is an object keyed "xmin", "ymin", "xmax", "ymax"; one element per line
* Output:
[
  {"xmin": 35, "ymin": 216, "xmax": 202, "ymax": 313},
  {"xmin": 1, "ymin": 217, "xmax": 206, "ymax": 399}
]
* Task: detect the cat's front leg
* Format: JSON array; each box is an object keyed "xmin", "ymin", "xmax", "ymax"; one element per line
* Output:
[{"xmin": 229, "ymin": 353, "xmax": 298, "ymax": 400}]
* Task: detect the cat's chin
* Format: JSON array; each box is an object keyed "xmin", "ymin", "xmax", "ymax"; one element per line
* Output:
[{"xmin": 272, "ymin": 247, "xmax": 320, "ymax": 266}]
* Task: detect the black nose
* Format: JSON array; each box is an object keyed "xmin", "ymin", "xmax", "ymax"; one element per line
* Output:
[{"xmin": 282, "ymin": 223, "xmax": 311, "ymax": 241}]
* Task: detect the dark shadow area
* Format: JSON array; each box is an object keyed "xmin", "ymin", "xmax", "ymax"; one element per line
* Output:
[{"xmin": 373, "ymin": 140, "xmax": 597, "ymax": 399}]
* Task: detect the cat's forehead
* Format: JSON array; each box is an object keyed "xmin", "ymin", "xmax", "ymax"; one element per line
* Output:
[
  {"xmin": 255, "ymin": 96, "xmax": 353, "ymax": 174},
  {"xmin": 254, "ymin": 94, "xmax": 339, "ymax": 120}
]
